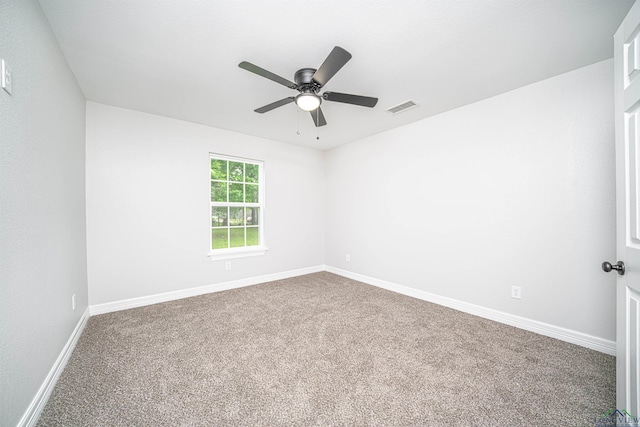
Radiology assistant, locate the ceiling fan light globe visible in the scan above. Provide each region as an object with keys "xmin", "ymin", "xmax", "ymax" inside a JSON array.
[{"xmin": 295, "ymin": 93, "xmax": 321, "ymax": 111}]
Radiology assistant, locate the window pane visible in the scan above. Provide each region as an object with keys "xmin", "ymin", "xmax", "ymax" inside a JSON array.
[
  {"xmin": 229, "ymin": 183, "xmax": 244, "ymax": 202},
  {"xmin": 212, "ymin": 228, "xmax": 228, "ymax": 250},
  {"xmin": 211, "ymin": 182, "xmax": 227, "ymax": 202},
  {"xmin": 229, "ymin": 161, "xmax": 244, "ymax": 182},
  {"xmin": 246, "ymin": 184, "xmax": 259, "ymax": 203},
  {"xmin": 230, "ymin": 228, "xmax": 245, "ymax": 248},
  {"xmin": 229, "ymin": 207, "xmax": 244, "ymax": 226},
  {"xmin": 246, "ymin": 227, "xmax": 259, "ymax": 246},
  {"xmin": 246, "ymin": 207, "xmax": 259, "ymax": 226},
  {"xmin": 246, "ymin": 164, "xmax": 259, "ymax": 183},
  {"xmin": 211, "ymin": 159, "xmax": 228, "ymax": 180},
  {"xmin": 212, "ymin": 206, "xmax": 228, "ymax": 227}
]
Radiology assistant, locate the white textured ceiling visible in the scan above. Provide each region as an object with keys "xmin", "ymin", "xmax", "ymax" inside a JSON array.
[{"xmin": 39, "ymin": 0, "xmax": 634, "ymax": 150}]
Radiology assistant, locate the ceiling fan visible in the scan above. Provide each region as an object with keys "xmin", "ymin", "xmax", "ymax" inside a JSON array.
[{"xmin": 238, "ymin": 46, "xmax": 378, "ymax": 127}]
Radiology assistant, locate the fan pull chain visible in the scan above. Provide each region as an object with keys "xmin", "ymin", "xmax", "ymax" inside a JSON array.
[{"xmin": 314, "ymin": 109, "xmax": 320, "ymax": 139}]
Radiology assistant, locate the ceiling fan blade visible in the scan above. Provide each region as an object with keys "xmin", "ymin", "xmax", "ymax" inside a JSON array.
[
  {"xmin": 312, "ymin": 46, "xmax": 352, "ymax": 88},
  {"xmin": 310, "ymin": 107, "xmax": 327, "ymax": 127},
  {"xmin": 323, "ymin": 92, "xmax": 378, "ymax": 108},
  {"xmin": 239, "ymin": 61, "xmax": 298, "ymax": 89},
  {"xmin": 254, "ymin": 97, "xmax": 295, "ymax": 113}
]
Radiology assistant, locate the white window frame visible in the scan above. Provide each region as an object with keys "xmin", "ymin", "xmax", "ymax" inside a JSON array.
[{"xmin": 208, "ymin": 153, "xmax": 267, "ymax": 260}]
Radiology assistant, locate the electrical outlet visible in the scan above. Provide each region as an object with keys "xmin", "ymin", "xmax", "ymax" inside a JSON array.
[
  {"xmin": 225, "ymin": 261, "xmax": 231, "ymax": 271},
  {"xmin": 346, "ymin": 254, "xmax": 351, "ymax": 262},
  {"xmin": 2, "ymin": 60, "xmax": 12, "ymax": 95},
  {"xmin": 71, "ymin": 294, "xmax": 76, "ymax": 310},
  {"xmin": 511, "ymin": 286, "xmax": 522, "ymax": 299}
]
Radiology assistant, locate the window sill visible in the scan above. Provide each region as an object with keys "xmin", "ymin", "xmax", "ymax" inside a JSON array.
[{"xmin": 207, "ymin": 246, "xmax": 268, "ymax": 261}]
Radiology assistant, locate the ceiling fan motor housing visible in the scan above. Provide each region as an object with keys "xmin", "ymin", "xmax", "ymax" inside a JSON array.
[{"xmin": 295, "ymin": 68, "xmax": 320, "ymax": 93}]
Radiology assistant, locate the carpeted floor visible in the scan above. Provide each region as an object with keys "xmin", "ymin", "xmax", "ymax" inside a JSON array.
[{"xmin": 37, "ymin": 272, "xmax": 615, "ymax": 426}]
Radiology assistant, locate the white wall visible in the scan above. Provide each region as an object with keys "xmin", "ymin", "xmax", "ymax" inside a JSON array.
[
  {"xmin": 0, "ymin": 1, "xmax": 88, "ymax": 425},
  {"xmin": 325, "ymin": 59, "xmax": 617, "ymax": 342},
  {"xmin": 86, "ymin": 102, "xmax": 325, "ymax": 306}
]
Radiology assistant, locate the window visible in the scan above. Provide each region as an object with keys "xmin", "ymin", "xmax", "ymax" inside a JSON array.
[{"xmin": 209, "ymin": 154, "xmax": 265, "ymax": 258}]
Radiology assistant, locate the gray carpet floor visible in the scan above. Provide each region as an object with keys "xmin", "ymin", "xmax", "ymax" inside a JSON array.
[{"xmin": 37, "ymin": 272, "xmax": 615, "ymax": 426}]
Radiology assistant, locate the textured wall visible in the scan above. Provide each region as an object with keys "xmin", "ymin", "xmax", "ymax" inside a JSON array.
[
  {"xmin": 324, "ymin": 60, "xmax": 617, "ymax": 342},
  {"xmin": 0, "ymin": 1, "xmax": 88, "ymax": 425},
  {"xmin": 85, "ymin": 102, "xmax": 325, "ymax": 305}
]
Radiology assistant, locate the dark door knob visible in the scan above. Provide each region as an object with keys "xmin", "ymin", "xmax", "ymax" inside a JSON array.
[{"xmin": 602, "ymin": 261, "xmax": 625, "ymax": 275}]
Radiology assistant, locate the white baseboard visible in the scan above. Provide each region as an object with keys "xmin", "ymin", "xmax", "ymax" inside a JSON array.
[
  {"xmin": 18, "ymin": 308, "xmax": 90, "ymax": 427},
  {"xmin": 325, "ymin": 266, "xmax": 616, "ymax": 356},
  {"xmin": 89, "ymin": 265, "xmax": 325, "ymax": 315},
  {"xmin": 90, "ymin": 264, "xmax": 616, "ymax": 355}
]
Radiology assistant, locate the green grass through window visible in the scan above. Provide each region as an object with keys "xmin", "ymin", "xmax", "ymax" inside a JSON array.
[{"xmin": 212, "ymin": 227, "xmax": 259, "ymax": 250}]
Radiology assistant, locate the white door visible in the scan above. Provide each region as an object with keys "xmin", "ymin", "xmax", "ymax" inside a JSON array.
[{"xmin": 614, "ymin": 1, "xmax": 640, "ymax": 415}]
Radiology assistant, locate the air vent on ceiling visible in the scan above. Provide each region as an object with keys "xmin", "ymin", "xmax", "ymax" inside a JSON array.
[{"xmin": 386, "ymin": 100, "xmax": 418, "ymax": 115}]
